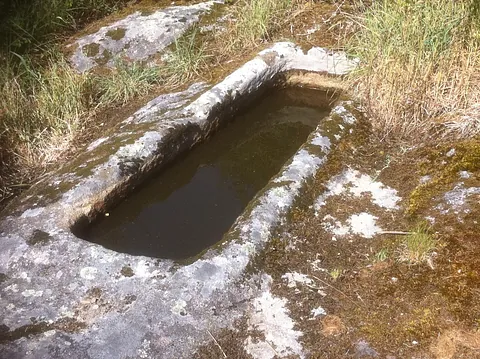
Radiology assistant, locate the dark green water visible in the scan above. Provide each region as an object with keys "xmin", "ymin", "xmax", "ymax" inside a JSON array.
[{"xmin": 76, "ymin": 87, "xmax": 333, "ymax": 259}]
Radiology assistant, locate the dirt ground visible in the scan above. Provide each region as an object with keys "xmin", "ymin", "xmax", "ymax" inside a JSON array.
[{"xmin": 195, "ymin": 113, "xmax": 480, "ymax": 358}]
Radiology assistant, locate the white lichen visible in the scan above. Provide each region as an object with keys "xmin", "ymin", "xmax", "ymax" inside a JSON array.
[
  {"xmin": 315, "ymin": 168, "xmax": 400, "ymax": 214},
  {"xmin": 281, "ymin": 272, "xmax": 312, "ymax": 288},
  {"xmin": 245, "ymin": 288, "xmax": 304, "ymax": 359}
]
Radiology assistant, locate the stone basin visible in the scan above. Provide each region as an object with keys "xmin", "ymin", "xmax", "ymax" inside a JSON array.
[{"xmin": 0, "ymin": 42, "xmax": 359, "ymax": 359}]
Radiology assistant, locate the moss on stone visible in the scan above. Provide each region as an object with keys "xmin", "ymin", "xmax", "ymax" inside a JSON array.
[
  {"xmin": 121, "ymin": 265, "xmax": 134, "ymax": 277},
  {"xmin": 106, "ymin": 27, "xmax": 126, "ymax": 41},
  {"xmin": 83, "ymin": 42, "xmax": 100, "ymax": 57},
  {"xmin": 27, "ymin": 229, "xmax": 52, "ymax": 246},
  {"xmin": 407, "ymin": 140, "xmax": 480, "ymax": 216},
  {"xmin": 95, "ymin": 48, "xmax": 113, "ymax": 65}
]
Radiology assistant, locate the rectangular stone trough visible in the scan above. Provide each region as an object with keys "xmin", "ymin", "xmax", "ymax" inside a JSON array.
[{"xmin": 0, "ymin": 42, "xmax": 359, "ymax": 359}]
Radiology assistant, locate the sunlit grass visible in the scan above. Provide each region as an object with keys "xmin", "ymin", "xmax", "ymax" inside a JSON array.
[
  {"xmin": 398, "ymin": 223, "xmax": 436, "ymax": 265},
  {"xmin": 347, "ymin": 0, "xmax": 480, "ymax": 140}
]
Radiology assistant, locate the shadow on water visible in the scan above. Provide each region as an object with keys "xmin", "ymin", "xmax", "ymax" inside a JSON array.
[{"xmin": 74, "ymin": 87, "xmax": 335, "ymax": 259}]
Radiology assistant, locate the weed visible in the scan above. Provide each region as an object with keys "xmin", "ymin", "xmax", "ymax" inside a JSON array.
[
  {"xmin": 398, "ymin": 223, "xmax": 436, "ymax": 265},
  {"xmin": 227, "ymin": 0, "xmax": 293, "ymax": 49},
  {"xmin": 0, "ymin": 0, "xmax": 129, "ymax": 52},
  {"xmin": 0, "ymin": 54, "xmax": 92, "ymax": 166},
  {"xmin": 374, "ymin": 248, "xmax": 389, "ymax": 262},
  {"xmin": 329, "ymin": 268, "xmax": 342, "ymax": 281},
  {"xmin": 164, "ymin": 27, "xmax": 210, "ymax": 85}
]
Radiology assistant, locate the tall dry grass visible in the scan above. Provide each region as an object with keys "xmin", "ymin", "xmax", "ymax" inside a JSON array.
[{"xmin": 348, "ymin": 0, "xmax": 480, "ymax": 140}]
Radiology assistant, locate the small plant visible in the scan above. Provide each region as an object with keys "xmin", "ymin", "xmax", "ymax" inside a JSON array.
[
  {"xmin": 374, "ymin": 248, "xmax": 389, "ymax": 262},
  {"xmin": 329, "ymin": 268, "xmax": 342, "ymax": 281},
  {"xmin": 398, "ymin": 223, "xmax": 436, "ymax": 265}
]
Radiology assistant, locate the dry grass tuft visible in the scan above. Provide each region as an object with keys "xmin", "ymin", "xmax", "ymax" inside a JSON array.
[{"xmin": 348, "ymin": 0, "xmax": 480, "ymax": 140}]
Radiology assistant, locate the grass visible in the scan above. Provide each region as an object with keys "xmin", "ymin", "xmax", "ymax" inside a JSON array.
[
  {"xmin": 1, "ymin": 54, "xmax": 92, "ymax": 166},
  {"xmin": 347, "ymin": 0, "xmax": 480, "ymax": 140},
  {"xmin": 163, "ymin": 27, "xmax": 211, "ymax": 85},
  {"xmin": 0, "ymin": 0, "xmax": 129, "ymax": 52},
  {"xmin": 0, "ymin": 53, "xmax": 165, "ymax": 199},
  {"xmin": 226, "ymin": 0, "xmax": 293, "ymax": 50},
  {"xmin": 0, "ymin": 0, "xmax": 297, "ymax": 204},
  {"xmin": 329, "ymin": 268, "xmax": 342, "ymax": 281},
  {"xmin": 374, "ymin": 248, "xmax": 389, "ymax": 262},
  {"xmin": 97, "ymin": 60, "xmax": 163, "ymax": 105},
  {"xmin": 398, "ymin": 223, "xmax": 436, "ymax": 265}
]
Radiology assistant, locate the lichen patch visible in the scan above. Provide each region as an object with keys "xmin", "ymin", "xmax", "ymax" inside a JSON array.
[{"xmin": 244, "ymin": 279, "xmax": 304, "ymax": 359}]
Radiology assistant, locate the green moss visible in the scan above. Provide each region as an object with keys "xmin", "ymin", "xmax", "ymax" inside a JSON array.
[
  {"xmin": 83, "ymin": 42, "xmax": 100, "ymax": 57},
  {"xmin": 106, "ymin": 27, "xmax": 126, "ymax": 41},
  {"xmin": 407, "ymin": 140, "xmax": 480, "ymax": 216},
  {"xmin": 403, "ymin": 308, "xmax": 438, "ymax": 340},
  {"xmin": 95, "ymin": 48, "xmax": 113, "ymax": 65},
  {"xmin": 120, "ymin": 265, "xmax": 134, "ymax": 277},
  {"xmin": 0, "ymin": 273, "xmax": 8, "ymax": 283},
  {"xmin": 27, "ymin": 229, "xmax": 52, "ymax": 246}
]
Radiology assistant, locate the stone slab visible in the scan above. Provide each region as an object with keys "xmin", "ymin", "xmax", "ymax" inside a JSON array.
[{"xmin": 70, "ymin": 1, "xmax": 223, "ymax": 72}]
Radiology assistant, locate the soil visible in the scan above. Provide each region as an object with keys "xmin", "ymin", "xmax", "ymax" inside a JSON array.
[{"xmin": 194, "ymin": 115, "xmax": 480, "ymax": 358}]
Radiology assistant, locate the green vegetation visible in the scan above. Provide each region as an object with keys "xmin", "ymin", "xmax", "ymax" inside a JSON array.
[
  {"xmin": 164, "ymin": 27, "xmax": 210, "ymax": 85},
  {"xmin": 0, "ymin": 0, "xmax": 297, "ymax": 204},
  {"xmin": 0, "ymin": 54, "xmax": 93, "ymax": 168},
  {"xmin": 329, "ymin": 268, "xmax": 342, "ymax": 281},
  {"xmin": 97, "ymin": 61, "xmax": 163, "ymax": 105},
  {"xmin": 374, "ymin": 248, "xmax": 389, "ymax": 262},
  {"xmin": 0, "ymin": 0, "xmax": 129, "ymax": 52},
  {"xmin": 228, "ymin": 0, "xmax": 293, "ymax": 49},
  {"xmin": 398, "ymin": 223, "xmax": 436, "ymax": 265},
  {"xmin": 348, "ymin": 0, "xmax": 480, "ymax": 139}
]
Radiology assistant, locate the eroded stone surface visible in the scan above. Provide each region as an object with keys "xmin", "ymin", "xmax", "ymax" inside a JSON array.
[
  {"xmin": 0, "ymin": 43, "xmax": 358, "ymax": 358},
  {"xmin": 70, "ymin": 1, "xmax": 223, "ymax": 72}
]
